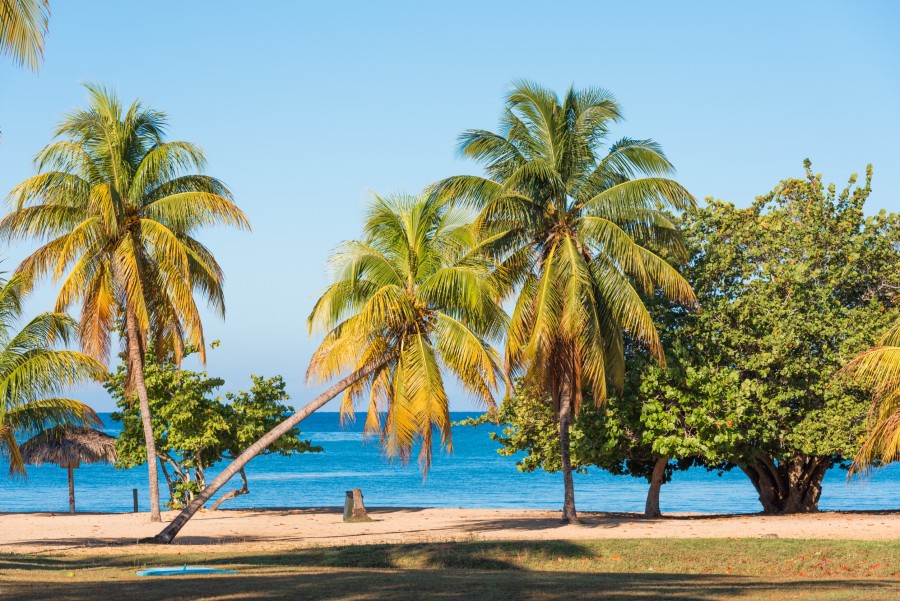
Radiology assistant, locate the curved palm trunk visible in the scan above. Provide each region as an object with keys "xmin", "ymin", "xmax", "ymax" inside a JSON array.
[
  {"xmin": 125, "ymin": 304, "xmax": 162, "ymax": 522},
  {"xmin": 149, "ymin": 352, "xmax": 394, "ymax": 544}
]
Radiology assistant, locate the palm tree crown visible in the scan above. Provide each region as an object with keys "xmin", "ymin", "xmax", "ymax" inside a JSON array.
[
  {"xmin": 2, "ymin": 83, "xmax": 250, "ymax": 364},
  {"xmin": 0, "ymin": 273, "xmax": 105, "ymax": 475},
  {"xmin": 307, "ymin": 193, "xmax": 505, "ymax": 469},
  {"xmin": 434, "ymin": 81, "xmax": 696, "ymax": 408}
]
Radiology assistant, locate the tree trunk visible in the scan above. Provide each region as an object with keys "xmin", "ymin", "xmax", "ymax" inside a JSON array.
[
  {"xmin": 148, "ymin": 351, "xmax": 395, "ymax": 544},
  {"xmin": 741, "ymin": 454, "xmax": 830, "ymax": 514},
  {"xmin": 209, "ymin": 468, "xmax": 250, "ymax": 511},
  {"xmin": 343, "ymin": 488, "xmax": 371, "ymax": 522},
  {"xmin": 558, "ymin": 379, "xmax": 579, "ymax": 525},
  {"xmin": 644, "ymin": 456, "xmax": 668, "ymax": 518},
  {"xmin": 125, "ymin": 304, "xmax": 162, "ymax": 522},
  {"xmin": 67, "ymin": 465, "xmax": 75, "ymax": 514}
]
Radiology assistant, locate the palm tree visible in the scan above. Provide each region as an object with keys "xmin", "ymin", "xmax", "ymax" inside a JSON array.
[
  {"xmin": 0, "ymin": 272, "xmax": 106, "ymax": 474},
  {"xmin": 0, "ymin": 0, "xmax": 49, "ymax": 72},
  {"xmin": 842, "ymin": 322, "xmax": 900, "ymax": 472},
  {"xmin": 150, "ymin": 193, "xmax": 505, "ymax": 543},
  {"xmin": 431, "ymin": 81, "xmax": 696, "ymax": 523},
  {"xmin": 1, "ymin": 83, "xmax": 249, "ymax": 521}
]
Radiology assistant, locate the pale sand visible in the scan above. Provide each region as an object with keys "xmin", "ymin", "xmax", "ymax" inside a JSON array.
[{"xmin": 1, "ymin": 508, "xmax": 898, "ymax": 554}]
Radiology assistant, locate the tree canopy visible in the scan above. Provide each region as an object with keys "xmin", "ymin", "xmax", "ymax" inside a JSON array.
[
  {"xmin": 109, "ymin": 345, "xmax": 319, "ymax": 509},
  {"xmin": 678, "ymin": 161, "xmax": 900, "ymax": 512}
]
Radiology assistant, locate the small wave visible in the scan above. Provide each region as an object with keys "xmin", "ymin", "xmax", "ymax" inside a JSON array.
[
  {"xmin": 247, "ymin": 471, "xmax": 392, "ymax": 482},
  {"xmin": 307, "ymin": 432, "xmax": 366, "ymax": 442}
]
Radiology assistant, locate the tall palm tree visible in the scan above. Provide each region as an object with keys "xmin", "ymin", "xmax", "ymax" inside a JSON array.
[
  {"xmin": 0, "ymin": 272, "xmax": 106, "ymax": 474},
  {"xmin": 432, "ymin": 81, "xmax": 697, "ymax": 523},
  {"xmin": 842, "ymin": 322, "xmax": 900, "ymax": 471},
  {"xmin": 0, "ymin": 0, "xmax": 49, "ymax": 72},
  {"xmin": 1, "ymin": 83, "xmax": 249, "ymax": 521},
  {"xmin": 150, "ymin": 193, "xmax": 505, "ymax": 543}
]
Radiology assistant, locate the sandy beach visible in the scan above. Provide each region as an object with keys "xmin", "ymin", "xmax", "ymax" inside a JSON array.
[{"xmin": 2, "ymin": 507, "xmax": 897, "ymax": 554}]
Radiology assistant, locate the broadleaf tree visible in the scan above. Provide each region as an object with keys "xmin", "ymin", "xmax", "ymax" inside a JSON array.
[
  {"xmin": 680, "ymin": 162, "xmax": 900, "ymax": 512},
  {"xmin": 108, "ymin": 345, "xmax": 319, "ymax": 509}
]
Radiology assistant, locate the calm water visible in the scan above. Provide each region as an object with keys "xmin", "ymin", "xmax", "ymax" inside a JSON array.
[{"xmin": 2, "ymin": 412, "xmax": 898, "ymax": 514}]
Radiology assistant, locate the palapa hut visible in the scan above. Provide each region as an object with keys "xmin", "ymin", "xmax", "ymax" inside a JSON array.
[{"xmin": 19, "ymin": 426, "xmax": 117, "ymax": 513}]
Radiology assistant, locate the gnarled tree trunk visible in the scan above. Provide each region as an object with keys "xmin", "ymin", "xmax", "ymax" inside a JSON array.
[
  {"xmin": 741, "ymin": 454, "xmax": 830, "ymax": 514},
  {"xmin": 149, "ymin": 352, "xmax": 394, "ymax": 543},
  {"xmin": 644, "ymin": 456, "xmax": 668, "ymax": 518},
  {"xmin": 125, "ymin": 304, "xmax": 162, "ymax": 522}
]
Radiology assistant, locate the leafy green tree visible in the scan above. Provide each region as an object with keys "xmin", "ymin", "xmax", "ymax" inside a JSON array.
[
  {"xmin": 680, "ymin": 161, "xmax": 900, "ymax": 513},
  {"xmin": 472, "ymin": 351, "xmax": 752, "ymax": 517},
  {"xmin": 0, "ymin": 273, "xmax": 105, "ymax": 474},
  {"xmin": 0, "ymin": 0, "xmax": 49, "ymax": 72},
  {"xmin": 2, "ymin": 84, "xmax": 250, "ymax": 521},
  {"xmin": 432, "ymin": 81, "xmax": 696, "ymax": 522},
  {"xmin": 108, "ymin": 346, "xmax": 319, "ymax": 509},
  {"xmin": 151, "ymin": 193, "xmax": 504, "ymax": 543}
]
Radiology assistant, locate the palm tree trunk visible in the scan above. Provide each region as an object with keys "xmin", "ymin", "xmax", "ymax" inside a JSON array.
[
  {"xmin": 67, "ymin": 465, "xmax": 75, "ymax": 514},
  {"xmin": 148, "ymin": 351, "xmax": 395, "ymax": 544},
  {"xmin": 125, "ymin": 304, "xmax": 162, "ymax": 522},
  {"xmin": 558, "ymin": 373, "xmax": 579, "ymax": 525}
]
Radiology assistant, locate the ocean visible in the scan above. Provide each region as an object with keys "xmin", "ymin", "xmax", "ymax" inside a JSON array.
[{"xmin": 1, "ymin": 412, "xmax": 898, "ymax": 514}]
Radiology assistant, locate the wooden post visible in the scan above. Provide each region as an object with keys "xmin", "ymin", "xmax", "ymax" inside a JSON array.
[
  {"xmin": 133, "ymin": 488, "xmax": 139, "ymax": 513},
  {"xmin": 343, "ymin": 488, "xmax": 371, "ymax": 522},
  {"xmin": 67, "ymin": 464, "xmax": 76, "ymax": 514}
]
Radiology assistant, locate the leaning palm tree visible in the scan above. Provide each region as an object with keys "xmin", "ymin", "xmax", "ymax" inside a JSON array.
[
  {"xmin": 150, "ymin": 192, "xmax": 505, "ymax": 543},
  {"xmin": 0, "ymin": 273, "xmax": 106, "ymax": 474},
  {"xmin": 431, "ymin": 81, "xmax": 696, "ymax": 523},
  {"xmin": 0, "ymin": 0, "xmax": 50, "ymax": 72},
  {"xmin": 841, "ymin": 322, "xmax": 900, "ymax": 472},
  {"xmin": 1, "ymin": 83, "xmax": 249, "ymax": 521}
]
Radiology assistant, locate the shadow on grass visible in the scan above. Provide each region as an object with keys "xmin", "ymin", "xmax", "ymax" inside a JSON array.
[{"xmin": 2, "ymin": 569, "xmax": 897, "ymax": 601}]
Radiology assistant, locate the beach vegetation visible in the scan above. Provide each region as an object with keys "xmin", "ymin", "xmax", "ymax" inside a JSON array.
[
  {"xmin": 841, "ymin": 319, "xmax": 900, "ymax": 472},
  {"xmin": 677, "ymin": 162, "xmax": 900, "ymax": 512},
  {"xmin": 0, "ymin": 0, "xmax": 49, "ymax": 72},
  {"xmin": 0, "ymin": 273, "xmax": 105, "ymax": 475},
  {"xmin": 150, "ymin": 192, "xmax": 504, "ymax": 542},
  {"xmin": 431, "ymin": 81, "xmax": 697, "ymax": 522},
  {"xmin": 107, "ymin": 344, "xmax": 319, "ymax": 509},
  {"xmin": 1, "ymin": 84, "xmax": 250, "ymax": 520}
]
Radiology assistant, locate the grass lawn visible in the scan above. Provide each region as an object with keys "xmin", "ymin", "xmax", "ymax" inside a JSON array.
[{"xmin": 1, "ymin": 538, "xmax": 898, "ymax": 600}]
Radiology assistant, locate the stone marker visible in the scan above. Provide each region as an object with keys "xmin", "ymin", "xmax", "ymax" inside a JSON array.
[{"xmin": 343, "ymin": 488, "xmax": 372, "ymax": 522}]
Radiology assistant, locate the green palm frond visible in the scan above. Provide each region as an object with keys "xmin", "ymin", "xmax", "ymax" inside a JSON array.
[
  {"xmin": 0, "ymin": 276, "xmax": 103, "ymax": 475},
  {"xmin": 0, "ymin": 0, "xmax": 49, "ymax": 72},
  {"xmin": 842, "ymin": 338, "xmax": 900, "ymax": 471}
]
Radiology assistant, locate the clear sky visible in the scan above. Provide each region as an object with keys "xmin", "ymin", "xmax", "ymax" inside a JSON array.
[{"xmin": 1, "ymin": 1, "xmax": 898, "ymax": 411}]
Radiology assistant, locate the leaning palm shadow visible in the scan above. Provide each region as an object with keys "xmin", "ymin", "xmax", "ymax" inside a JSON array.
[{"xmin": 3, "ymin": 568, "xmax": 896, "ymax": 601}]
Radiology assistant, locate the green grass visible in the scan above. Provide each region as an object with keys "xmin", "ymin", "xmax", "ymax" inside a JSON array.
[{"xmin": 1, "ymin": 539, "xmax": 898, "ymax": 600}]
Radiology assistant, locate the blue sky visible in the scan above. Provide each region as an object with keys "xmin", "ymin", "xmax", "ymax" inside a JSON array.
[{"xmin": 1, "ymin": 1, "xmax": 898, "ymax": 411}]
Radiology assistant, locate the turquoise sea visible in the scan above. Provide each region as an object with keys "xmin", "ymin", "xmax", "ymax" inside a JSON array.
[{"xmin": 2, "ymin": 412, "xmax": 898, "ymax": 514}]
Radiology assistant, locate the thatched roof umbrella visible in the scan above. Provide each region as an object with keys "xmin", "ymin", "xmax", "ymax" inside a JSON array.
[{"xmin": 19, "ymin": 426, "xmax": 117, "ymax": 513}]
